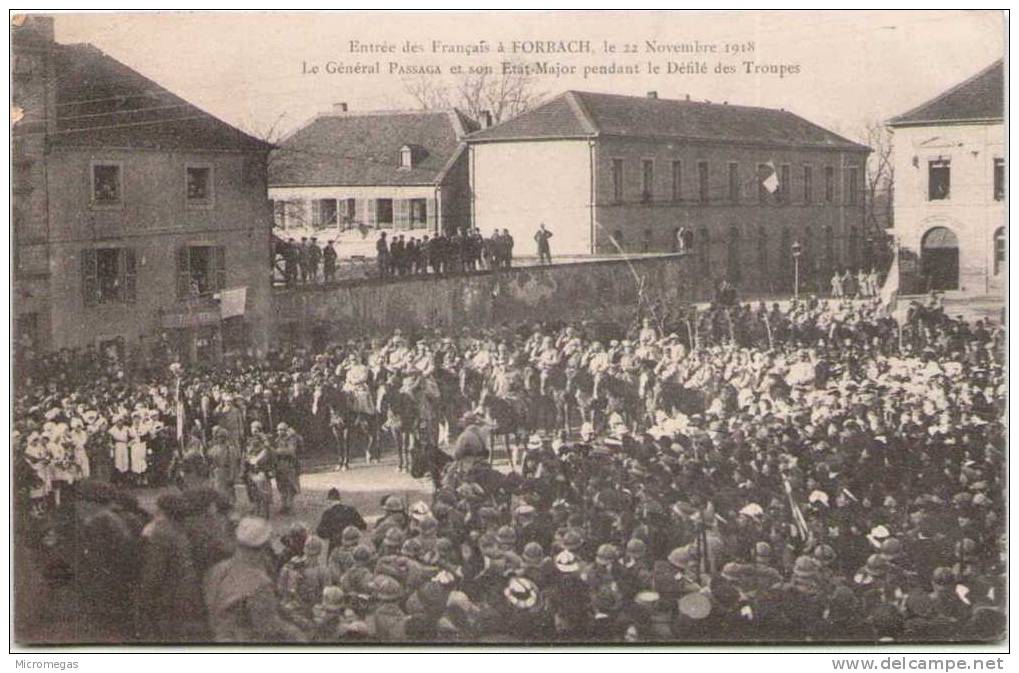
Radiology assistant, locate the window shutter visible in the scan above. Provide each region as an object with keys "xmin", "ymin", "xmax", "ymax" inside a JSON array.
[
  {"xmin": 395, "ymin": 199, "xmax": 410, "ymax": 230},
  {"xmin": 426, "ymin": 198, "xmax": 437, "ymax": 231},
  {"xmin": 122, "ymin": 248, "xmax": 137, "ymax": 302},
  {"xmin": 367, "ymin": 199, "xmax": 377, "ymax": 228},
  {"xmin": 176, "ymin": 247, "xmax": 190, "ymax": 300},
  {"xmin": 346, "ymin": 198, "xmax": 356, "ymax": 226},
  {"xmin": 81, "ymin": 249, "xmax": 98, "ymax": 307},
  {"xmin": 215, "ymin": 246, "xmax": 227, "ymax": 291}
]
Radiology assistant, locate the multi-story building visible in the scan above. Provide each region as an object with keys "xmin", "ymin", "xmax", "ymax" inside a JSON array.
[
  {"xmin": 467, "ymin": 90, "xmax": 870, "ymax": 293},
  {"xmin": 12, "ymin": 17, "xmax": 274, "ymax": 366},
  {"xmin": 268, "ymin": 106, "xmax": 478, "ymax": 239},
  {"xmin": 888, "ymin": 60, "xmax": 1005, "ymax": 294}
]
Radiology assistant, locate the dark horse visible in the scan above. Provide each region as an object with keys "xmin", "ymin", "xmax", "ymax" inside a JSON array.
[
  {"xmin": 478, "ymin": 387, "xmax": 530, "ymax": 470},
  {"xmin": 522, "ymin": 364, "xmax": 571, "ymax": 435},
  {"xmin": 329, "ymin": 384, "xmax": 380, "ymax": 470}
]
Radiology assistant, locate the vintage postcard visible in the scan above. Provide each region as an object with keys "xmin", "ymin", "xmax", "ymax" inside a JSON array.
[{"xmin": 10, "ymin": 10, "xmax": 1006, "ymax": 653}]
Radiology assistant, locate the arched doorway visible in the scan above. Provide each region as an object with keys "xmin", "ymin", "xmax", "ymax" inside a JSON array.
[{"xmin": 921, "ymin": 226, "xmax": 959, "ymax": 290}]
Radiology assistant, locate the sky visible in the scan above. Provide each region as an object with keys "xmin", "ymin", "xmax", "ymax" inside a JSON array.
[{"xmin": 52, "ymin": 10, "xmax": 1005, "ymax": 143}]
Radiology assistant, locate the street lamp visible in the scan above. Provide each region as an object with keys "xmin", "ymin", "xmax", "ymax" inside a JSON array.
[{"xmin": 792, "ymin": 240, "xmax": 802, "ymax": 299}]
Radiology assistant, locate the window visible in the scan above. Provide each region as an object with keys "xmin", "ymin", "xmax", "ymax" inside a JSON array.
[
  {"xmin": 825, "ymin": 166, "xmax": 835, "ymax": 203},
  {"xmin": 186, "ymin": 166, "xmax": 212, "ymax": 203},
  {"xmin": 994, "ymin": 227, "xmax": 1006, "ymax": 275},
  {"xmin": 343, "ymin": 198, "xmax": 357, "ymax": 225},
  {"xmin": 376, "ymin": 199, "xmax": 394, "ymax": 226},
  {"xmin": 849, "ymin": 227, "xmax": 859, "ymax": 269},
  {"xmin": 177, "ymin": 245, "xmax": 226, "ymax": 299},
  {"xmin": 612, "ymin": 159, "xmax": 624, "ymax": 203},
  {"xmin": 641, "ymin": 159, "xmax": 654, "ymax": 202},
  {"xmin": 677, "ymin": 227, "xmax": 694, "ymax": 252},
  {"xmin": 400, "ymin": 145, "xmax": 413, "ymax": 169},
  {"xmin": 314, "ymin": 199, "xmax": 337, "ymax": 227},
  {"xmin": 728, "ymin": 162, "xmax": 739, "ymax": 202},
  {"xmin": 409, "ymin": 198, "xmax": 428, "ymax": 228},
  {"xmin": 671, "ymin": 160, "xmax": 682, "ymax": 201},
  {"xmin": 803, "ymin": 165, "xmax": 813, "ymax": 203},
  {"xmin": 778, "ymin": 164, "xmax": 790, "ymax": 204},
  {"xmin": 81, "ymin": 247, "xmax": 136, "ymax": 306},
  {"xmin": 91, "ymin": 163, "xmax": 122, "ymax": 205},
  {"xmin": 994, "ymin": 159, "xmax": 1004, "ymax": 201},
  {"xmin": 928, "ymin": 160, "xmax": 950, "ymax": 201},
  {"xmin": 643, "ymin": 228, "xmax": 652, "ymax": 252},
  {"xmin": 847, "ymin": 166, "xmax": 860, "ymax": 205},
  {"xmin": 698, "ymin": 161, "xmax": 709, "ymax": 202}
]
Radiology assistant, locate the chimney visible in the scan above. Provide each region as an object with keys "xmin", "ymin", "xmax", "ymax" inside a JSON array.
[
  {"xmin": 480, "ymin": 110, "xmax": 493, "ymax": 128},
  {"xmin": 685, "ymin": 94, "xmax": 690, "ymax": 101},
  {"xmin": 333, "ymin": 102, "xmax": 348, "ymax": 112},
  {"xmin": 646, "ymin": 91, "xmax": 658, "ymax": 99}
]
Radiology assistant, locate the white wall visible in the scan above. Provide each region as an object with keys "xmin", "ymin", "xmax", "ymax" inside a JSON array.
[
  {"xmin": 891, "ymin": 122, "xmax": 1005, "ymax": 292},
  {"xmin": 470, "ymin": 140, "xmax": 593, "ymax": 256}
]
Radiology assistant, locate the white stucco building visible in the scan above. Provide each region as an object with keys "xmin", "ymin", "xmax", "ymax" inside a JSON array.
[{"xmin": 888, "ymin": 60, "xmax": 1005, "ymax": 294}]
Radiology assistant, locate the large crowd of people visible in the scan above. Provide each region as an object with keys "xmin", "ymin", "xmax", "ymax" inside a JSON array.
[{"xmin": 13, "ymin": 292, "xmax": 1006, "ymax": 644}]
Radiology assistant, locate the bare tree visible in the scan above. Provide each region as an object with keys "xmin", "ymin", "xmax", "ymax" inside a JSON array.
[
  {"xmin": 403, "ymin": 64, "xmax": 544, "ymax": 123},
  {"xmin": 859, "ymin": 120, "xmax": 895, "ymax": 233}
]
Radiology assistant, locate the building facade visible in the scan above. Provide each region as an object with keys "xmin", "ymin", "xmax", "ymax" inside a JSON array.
[
  {"xmin": 268, "ymin": 107, "xmax": 478, "ymax": 239},
  {"xmin": 468, "ymin": 91, "xmax": 870, "ymax": 294},
  {"xmin": 13, "ymin": 19, "xmax": 274, "ymax": 367},
  {"xmin": 888, "ymin": 60, "xmax": 1005, "ymax": 294}
]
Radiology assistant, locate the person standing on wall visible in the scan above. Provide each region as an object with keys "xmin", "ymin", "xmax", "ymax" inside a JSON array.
[
  {"xmin": 534, "ymin": 224, "xmax": 553, "ymax": 265},
  {"xmin": 376, "ymin": 232, "xmax": 390, "ymax": 278}
]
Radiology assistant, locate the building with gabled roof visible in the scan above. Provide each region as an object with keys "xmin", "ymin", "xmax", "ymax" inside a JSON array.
[
  {"xmin": 268, "ymin": 106, "xmax": 478, "ymax": 238},
  {"xmin": 13, "ymin": 16, "xmax": 275, "ymax": 367},
  {"xmin": 467, "ymin": 90, "xmax": 869, "ymax": 295},
  {"xmin": 888, "ymin": 60, "xmax": 1005, "ymax": 294}
]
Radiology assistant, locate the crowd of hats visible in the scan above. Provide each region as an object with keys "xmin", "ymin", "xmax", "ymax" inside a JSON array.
[{"xmin": 13, "ymin": 294, "xmax": 1006, "ymax": 643}]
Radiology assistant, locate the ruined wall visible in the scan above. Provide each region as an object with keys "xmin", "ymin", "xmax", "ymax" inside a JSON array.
[{"xmin": 271, "ymin": 254, "xmax": 704, "ymax": 345}]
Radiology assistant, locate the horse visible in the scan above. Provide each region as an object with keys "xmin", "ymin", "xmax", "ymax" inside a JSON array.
[
  {"xmin": 522, "ymin": 363, "xmax": 571, "ymax": 435},
  {"xmin": 598, "ymin": 371, "xmax": 643, "ymax": 432},
  {"xmin": 433, "ymin": 366, "xmax": 468, "ymax": 447},
  {"xmin": 478, "ymin": 387, "xmax": 530, "ymax": 471},
  {"xmin": 330, "ymin": 384, "xmax": 380, "ymax": 469},
  {"xmin": 376, "ymin": 372, "xmax": 419, "ymax": 472},
  {"xmin": 408, "ymin": 440, "xmax": 453, "ymax": 490},
  {"xmin": 565, "ymin": 365, "xmax": 598, "ymax": 429}
]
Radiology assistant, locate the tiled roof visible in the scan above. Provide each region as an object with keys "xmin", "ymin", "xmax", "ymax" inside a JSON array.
[
  {"xmin": 269, "ymin": 110, "xmax": 477, "ymax": 187},
  {"xmin": 469, "ymin": 90, "xmax": 867, "ymax": 151},
  {"xmin": 889, "ymin": 60, "xmax": 1004, "ymax": 126},
  {"xmin": 51, "ymin": 44, "xmax": 272, "ymax": 152}
]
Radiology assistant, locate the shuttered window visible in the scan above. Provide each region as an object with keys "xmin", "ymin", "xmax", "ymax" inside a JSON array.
[
  {"xmin": 395, "ymin": 198, "xmax": 410, "ymax": 230},
  {"xmin": 177, "ymin": 245, "xmax": 227, "ymax": 299},
  {"xmin": 82, "ymin": 248, "xmax": 137, "ymax": 305}
]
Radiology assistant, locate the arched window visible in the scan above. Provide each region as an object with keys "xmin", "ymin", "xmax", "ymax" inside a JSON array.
[
  {"xmin": 849, "ymin": 227, "xmax": 859, "ymax": 270},
  {"xmin": 757, "ymin": 225, "xmax": 768, "ymax": 275},
  {"xmin": 994, "ymin": 227, "xmax": 1006, "ymax": 275}
]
